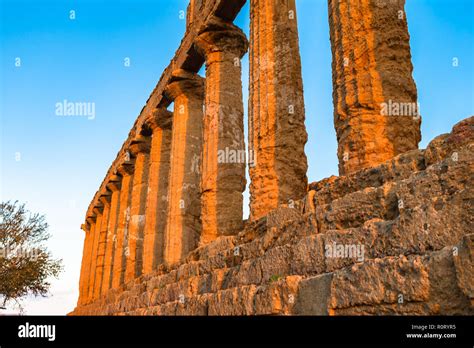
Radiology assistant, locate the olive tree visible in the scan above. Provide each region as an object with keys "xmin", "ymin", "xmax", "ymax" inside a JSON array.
[{"xmin": 0, "ymin": 201, "xmax": 62, "ymax": 311}]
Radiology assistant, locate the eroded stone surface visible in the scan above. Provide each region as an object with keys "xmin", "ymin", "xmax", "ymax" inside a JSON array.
[
  {"xmin": 196, "ymin": 17, "xmax": 248, "ymax": 242},
  {"xmin": 248, "ymin": 0, "xmax": 308, "ymax": 220},
  {"xmin": 163, "ymin": 70, "xmax": 204, "ymax": 266},
  {"xmin": 328, "ymin": 0, "xmax": 421, "ymax": 175},
  {"xmin": 125, "ymin": 138, "xmax": 151, "ymax": 282},
  {"xmin": 142, "ymin": 110, "xmax": 173, "ymax": 274}
]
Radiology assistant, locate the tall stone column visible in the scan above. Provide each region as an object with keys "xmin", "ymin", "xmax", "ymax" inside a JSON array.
[
  {"xmin": 111, "ymin": 159, "xmax": 135, "ymax": 289},
  {"xmin": 78, "ymin": 222, "xmax": 92, "ymax": 305},
  {"xmin": 195, "ymin": 17, "xmax": 248, "ymax": 243},
  {"xmin": 101, "ymin": 175, "xmax": 121, "ymax": 295},
  {"xmin": 163, "ymin": 70, "xmax": 204, "ymax": 266},
  {"xmin": 328, "ymin": 0, "xmax": 421, "ymax": 175},
  {"xmin": 87, "ymin": 208, "xmax": 103, "ymax": 302},
  {"xmin": 124, "ymin": 137, "xmax": 151, "ymax": 283},
  {"xmin": 93, "ymin": 194, "xmax": 112, "ymax": 300},
  {"xmin": 142, "ymin": 109, "xmax": 173, "ymax": 274},
  {"xmin": 249, "ymin": 0, "xmax": 308, "ymax": 221},
  {"xmin": 81, "ymin": 217, "xmax": 96, "ymax": 304}
]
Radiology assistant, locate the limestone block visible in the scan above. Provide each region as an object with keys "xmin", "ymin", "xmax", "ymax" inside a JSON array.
[
  {"xmin": 329, "ymin": 256, "xmax": 429, "ymax": 309},
  {"xmin": 254, "ymin": 276, "xmax": 302, "ymax": 315}
]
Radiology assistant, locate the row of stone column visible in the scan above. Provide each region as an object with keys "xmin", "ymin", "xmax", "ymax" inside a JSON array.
[
  {"xmin": 78, "ymin": 0, "xmax": 422, "ymax": 305},
  {"xmin": 77, "ymin": 111, "xmax": 173, "ymax": 305},
  {"xmin": 77, "ymin": 18, "xmax": 249, "ymax": 305},
  {"xmin": 247, "ymin": 0, "xmax": 421, "ymax": 221}
]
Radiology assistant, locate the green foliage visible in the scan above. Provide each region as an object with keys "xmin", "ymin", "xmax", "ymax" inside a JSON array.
[
  {"xmin": 269, "ymin": 274, "xmax": 281, "ymax": 283},
  {"xmin": 0, "ymin": 201, "xmax": 62, "ymax": 310}
]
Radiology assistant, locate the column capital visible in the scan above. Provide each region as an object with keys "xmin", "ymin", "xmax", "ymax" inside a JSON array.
[
  {"xmin": 92, "ymin": 204, "xmax": 104, "ymax": 215},
  {"xmin": 106, "ymin": 174, "xmax": 122, "ymax": 192},
  {"xmin": 129, "ymin": 135, "xmax": 151, "ymax": 156},
  {"xmin": 143, "ymin": 108, "xmax": 173, "ymax": 131},
  {"xmin": 117, "ymin": 162, "xmax": 134, "ymax": 176},
  {"xmin": 164, "ymin": 69, "xmax": 204, "ymax": 101},
  {"xmin": 116, "ymin": 152, "xmax": 135, "ymax": 176},
  {"xmin": 195, "ymin": 17, "xmax": 248, "ymax": 59},
  {"xmin": 85, "ymin": 209, "xmax": 96, "ymax": 224},
  {"xmin": 99, "ymin": 191, "xmax": 112, "ymax": 205}
]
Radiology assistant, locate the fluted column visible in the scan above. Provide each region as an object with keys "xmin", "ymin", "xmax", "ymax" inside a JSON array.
[
  {"xmin": 112, "ymin": 159, "xmax": 135, "ymax": 289},
  {"xmin": 195, "ymin": 17, "xmax": 248, "ymax": 243},
  {"xmin": 101, "ymin": 175, "xmax": 121, "ymax": 294},
  {"xmin": 124, "ymin": 137, "xmax": 151, "ymax": 283},
  {"xmin": 78, "ymin": 222, "xmax": 92, "ymax": 305},
  {"xmin": 142, "ymin": 109, "xmax": 173, "ymax": 274},
  {"xmin": 249, "ymin": 0, "xmax": 309, "ymax": 220},
  {"xmin": 328, "ymin": 0, "xmax": 421, "ymax": 175},
  {"xmin": 87, "ymin": 208, "xmax": 103, "ymax": 302},
  {"xmin": 163, "ymin": 70, "xmax": 204, "ymax": 266},
  {"xmin": 93, "ymin": 193, "xmax": 112, "ymax": 300}
]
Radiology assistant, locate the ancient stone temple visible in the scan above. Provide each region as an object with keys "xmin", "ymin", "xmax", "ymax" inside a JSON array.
[{"xmin": 71, "ymin": 0, "xmax": 473, "ymax": 316}]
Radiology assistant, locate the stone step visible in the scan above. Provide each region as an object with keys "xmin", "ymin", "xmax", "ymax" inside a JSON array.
[
  {"xmin": 98, "ymin": 145, "xmax": 473, "ymax": 307},
  {"xmin": 315, "ymin": 183, "xmax": 399, "ymax": 232},
  {"xmin": 308, "ymin": 116, "xmax": 473, "ymax": 211},
  {"xmin": 76, "ymin": 138, "xmax": 474, "ymax": 313},
  {"xmin": 74, "ymin": 230, "xmax": 473, "ymax": 316},
  {"xmin": 309, "ymin": 149, "xmax": 425, "ymax": 206},
  {"xmin": 296, "ymin": 237, "xmax": 474, "ymax": 315},
  {"xmin": 120, "ymin": 238, "xmax": 473, "ymax": 316}
]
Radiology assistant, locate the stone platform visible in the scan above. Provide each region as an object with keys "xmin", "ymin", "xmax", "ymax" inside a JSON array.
[{"xmin": 70, "ymin": 116, "xmax": 473, "ymax": 316}]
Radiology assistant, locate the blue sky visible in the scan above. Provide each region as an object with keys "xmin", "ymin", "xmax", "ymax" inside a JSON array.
[{"xmin": 0, "ymin": 0, "xmax": 473, "ymax": 314}]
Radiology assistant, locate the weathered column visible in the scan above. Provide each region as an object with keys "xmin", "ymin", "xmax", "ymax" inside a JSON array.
[
  {"xmin": 93, "ymin": 193, "xmax": 112, "ymax": 300},
  {"xmin": 101, "ymin": 175, "xmax": 121, "ymax": 295},
  {"xmin": 195, "ymin": 17, "xmax": 248, "ymax": 243},
  {"xmin": 163, "ymin": 70, "xmax": 204, "ymax": 266},
  {"xmin": 77, "ymin": 222, "xmax": 92, "ymax": 305},
  {"xmin": 83, "ymin": 216, "xmax": 97, "ymax": 304},
  {"xmin": 328, "ymin": 0, "xmax": 421, "ymax": 175},
  {"xmin": 111, "ymin": 158, "xmax": 135, "ymax": 289},
  {"xmin": 249, "ymin": 0, "xmax": 308, "ymax": 221},
  {"xmin": 87, "ymin": 208, "xmax": 103, "ymax": 302},
  {"xmin": 142, "ymin": 109, "xmax": 173, "ymax": 274},
  {"xmin": 124, "ymin": 137, "xmax": 151, "ymax": 283}
]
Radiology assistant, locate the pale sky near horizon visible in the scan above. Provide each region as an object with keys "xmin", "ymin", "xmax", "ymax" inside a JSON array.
[{"xmin": 0, "ymin": 0, "xmax": 473, "ymax": 314}]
